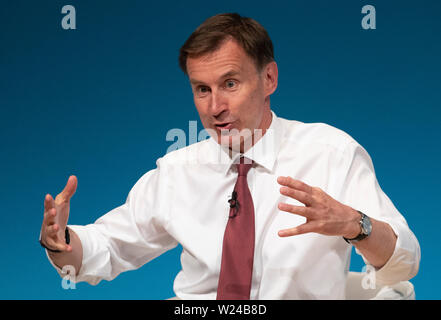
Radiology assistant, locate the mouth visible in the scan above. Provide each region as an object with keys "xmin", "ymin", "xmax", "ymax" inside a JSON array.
[{"xmin": 214, "ymin": 121, "xmax": 234, "ymax": 131}]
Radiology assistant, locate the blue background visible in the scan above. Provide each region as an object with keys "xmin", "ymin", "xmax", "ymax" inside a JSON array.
[{"xmin": 1, "ymin": 0, "xmax": 439, "ymax": 299}]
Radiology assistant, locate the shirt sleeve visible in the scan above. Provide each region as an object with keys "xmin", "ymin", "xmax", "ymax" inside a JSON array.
[
  {"xmin": 337, "ymin": 140, "xmax": 421, "ymax": 285},
  {"xmin": 47, "ymin": 158, "xmax": 178, "ymax": 285}
]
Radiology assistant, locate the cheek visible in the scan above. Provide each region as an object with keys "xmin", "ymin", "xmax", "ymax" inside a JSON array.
[
  {"xmin": 193, "ymin": 98, "xmax": 206, "ymax": 116},
  {"xmin": 194, "ymin": 100, "xmax": 211, "ymax": 125},
  {"xmin": 238, "ymin": 88, "xmax": 264, "ymax": 123}
]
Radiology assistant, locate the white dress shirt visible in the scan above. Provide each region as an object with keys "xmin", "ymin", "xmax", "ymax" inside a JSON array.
[{"xmin": 48, "ymin": 111, "xmax": 420, "ymax": 299}]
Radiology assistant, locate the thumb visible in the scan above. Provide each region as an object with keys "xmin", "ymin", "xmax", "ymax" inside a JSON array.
[{"xmin": 60, "ymin": 175, "xmax": 78, "ymax": 201}]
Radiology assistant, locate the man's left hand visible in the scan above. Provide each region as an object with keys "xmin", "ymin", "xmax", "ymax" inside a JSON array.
[{"xmin": 277, "ymin": 176, "xmax": 361, "ymax": 238}]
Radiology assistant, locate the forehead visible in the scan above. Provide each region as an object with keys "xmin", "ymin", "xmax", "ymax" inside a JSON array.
[{"xmin": 187, "ymin": 39, "xmax": 257, "ymax": 84}]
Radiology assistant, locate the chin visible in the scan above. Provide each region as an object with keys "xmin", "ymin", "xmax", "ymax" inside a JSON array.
[
  {"xmin": 219, "ymin": 131, "xmax": 254, "ymax": 153},
  {"xmin": 218, "ymin": 137, "xmax": 241, "ymax": 151}
]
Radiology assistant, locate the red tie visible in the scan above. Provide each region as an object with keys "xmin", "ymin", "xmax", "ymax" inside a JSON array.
[{"xmin": 217, "ymin": 157, "xmax": 255, "ymax": 300}]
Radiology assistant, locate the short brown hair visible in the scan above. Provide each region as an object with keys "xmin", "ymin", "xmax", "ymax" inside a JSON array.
[{"xmin": 179, "ymin": 13, "xmax": 274, "ymax": 75}]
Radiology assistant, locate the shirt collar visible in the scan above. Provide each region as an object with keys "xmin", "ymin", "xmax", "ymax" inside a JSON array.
[{"xmin": 207, "ymin": 110, "xmax": 284, "ymax": 176}]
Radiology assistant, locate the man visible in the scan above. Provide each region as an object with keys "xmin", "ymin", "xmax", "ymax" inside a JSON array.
[{"xmin": 40, "ymin": 13, "xmax": 420, "ymax": 299}]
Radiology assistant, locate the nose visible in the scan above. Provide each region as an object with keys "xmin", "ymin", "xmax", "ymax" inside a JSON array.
[{"xmin": 210, "ymin": 89, "xmax": 228, "ymax": 118}]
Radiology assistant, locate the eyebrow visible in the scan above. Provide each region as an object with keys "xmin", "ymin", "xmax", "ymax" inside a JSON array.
[{"xmin": 190, "ymin": 70, "xmax": 240, "ymax": 86}]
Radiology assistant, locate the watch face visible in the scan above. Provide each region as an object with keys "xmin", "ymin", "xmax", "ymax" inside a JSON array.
[{"xmin": 361, "ymin": 216, "xmax": 372, "ymax": 235}]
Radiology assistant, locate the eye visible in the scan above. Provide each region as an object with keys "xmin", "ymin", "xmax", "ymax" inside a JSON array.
[
  {"xmin": 196, "ymin": 86, "xmax": 210, "ymax": 96},
  {"xmin": 225, "ymin": 79, "xmax": 237, "ymax": 89}
]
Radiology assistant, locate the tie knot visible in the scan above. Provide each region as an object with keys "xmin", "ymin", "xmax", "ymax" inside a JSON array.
[{"xmin": 237, "ymin": 157, "xmax": 253, "ymax": 176}]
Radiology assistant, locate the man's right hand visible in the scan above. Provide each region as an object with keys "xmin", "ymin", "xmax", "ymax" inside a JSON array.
[{"xmin": 40, "ymin": 175, "xmax": 78, "ymax": 253}]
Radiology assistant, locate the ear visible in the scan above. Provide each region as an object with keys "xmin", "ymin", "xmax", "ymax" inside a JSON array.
[{"xmin": 262, "ymin": 61, "xmax": 278, "ymax": 97}]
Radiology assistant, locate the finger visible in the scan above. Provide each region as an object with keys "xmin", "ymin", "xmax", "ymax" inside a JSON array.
[
  {"xmin": 278, "ymin": 221, "xmax": 319, "ymax": 237},
  {"xmin": 44, "ymin": 194, "xmax": 55, "ymax": 213},
  {"xmin": 277, "ymin": 176, "xmax": 313, "ymax": 194},
  {"xmin": 279, "ymin": 186, "xmax": 313, "ymax": 206},
  {"xmin": 46, "ymin": 223, "xmax": 60, "ymax": 235},
  {"xmin": 44, "ymin": 208, "xmax": 57, "ymax": 225},
  {"xmin": 57, "ymin": 175, "xmax": 78, "ymax": 203},
  {"xmin": 45, "ymin": 237, "xmax": 72, "ymax": 253},
  {"xmin": 45, "ymin": 228, "xmax": 72, "ymax": 252},
  {"xmin": 278, "ymin": 202, "xmax": 312, "ymax": 218}
]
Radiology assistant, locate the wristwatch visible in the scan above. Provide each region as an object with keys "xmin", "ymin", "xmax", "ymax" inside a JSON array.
[{"xmin": 343, "ymin": 211, "xmax": 372, "ymax": 244}]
